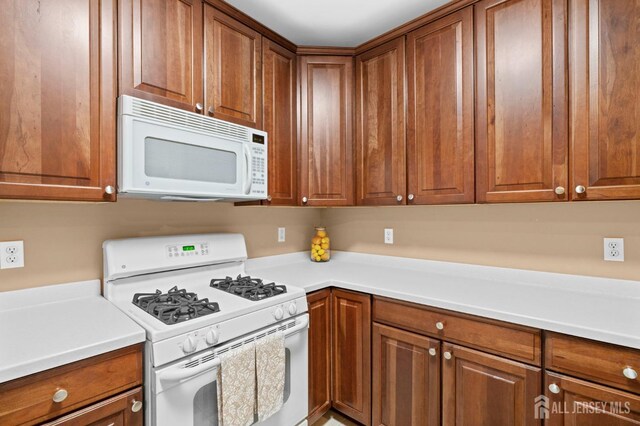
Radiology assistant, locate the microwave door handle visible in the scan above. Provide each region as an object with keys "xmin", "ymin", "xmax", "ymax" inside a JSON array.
[
  {"xmin": 159, "ymin": 196, "xmax": 222, "ymax": 202},
  {"xmin": 243, "ymin": 145, "xmax": 252, "ymax": 195},
  {"xmin": 159, "ymin": 358, "xmax": 222, "ymax": 382}
]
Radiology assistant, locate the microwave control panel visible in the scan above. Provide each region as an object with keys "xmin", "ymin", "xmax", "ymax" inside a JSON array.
[{"xmin": 249, "ymin": 137, "xmax": 267, "ymax": 197}]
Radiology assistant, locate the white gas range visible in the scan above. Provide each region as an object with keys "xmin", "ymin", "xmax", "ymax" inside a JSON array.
[{"xmin": 103, "ymin": 233, "xmax": 309, "ymax": 426}]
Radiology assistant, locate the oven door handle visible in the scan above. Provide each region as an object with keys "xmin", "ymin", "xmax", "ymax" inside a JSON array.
[{"xmin": 159, "ymin": 358, "xmax": 222, "ymax": 382}]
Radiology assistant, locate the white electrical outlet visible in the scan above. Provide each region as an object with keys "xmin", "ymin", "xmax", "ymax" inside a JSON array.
[
  {"xmin": 278, "ymin": 227, "xmax": 286, "ymax": 243},
  {"xmin": 0, "ymin": 241, "xmax": 24, "ymax": 269},
  {"xmin": 604, "ymin": 238, "xmax": 624, "ymax": 262},
  {"xmin": 384, "ymin": 228, "xmax": 394, "ymax": 244}
]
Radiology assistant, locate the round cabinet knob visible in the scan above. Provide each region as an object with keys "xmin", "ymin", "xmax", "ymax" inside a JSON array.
[
  {"xmin": 131, "ymin": 399, "xmax": 143, "ymax": 413},
  {"xmin": 428, "ymin": 348, "xmax": 437, "ymax": 357},
  {"xmin": 52, "ymin": 388, "xmax": 68, "ymax": 403},
  {"xmin": 195, "ymin": 103, "xmax": 203, "ymax": 112},
  {"xmin": 396, "ymin": 195, "xmax": 403, "ymax": 202},
  {"xmin": 623, "ymin": 367, "xmax": 638, "ymax": 380},
  {"xmin": 443, "ymin": 351, "xmax": 452, "ymax": 360},
  {"xmin": 274, "ymin": 307, "xmax": 284, "ymax": 320},
  {"xmin": 554, "ymin": 186, "xmax": 565, "ymax": 195},
  {"xmin": 104, "ymin": 185, "xmax": 115, "ymax": 195},
  {"xmin": 205, "ymin": 329, "xmax": 219, "ymax": 345},
  {"xmin": 182, "ymin": 336, "xmax": 197, "ymax": 353},
  {"xmin": 435, "ymin": 321, "xmax": 444, "ymax": 331},
  {"xmin": 408, "ymin": 194, "xmax": 415, "ymax": 201},
  {"xmin": 288, "ymin": 303, "xmax": 297, "ymax": 316},
  {"xmin": 302, "ymin": 197, "xmax": 308, "ymax": 204},
  {"xmin": 575, "ymin": 185, "xmax": 586, "ymax": 194},
  {"xmin": 207, "ymin": 106, "xmax": 215, "ymax": 115},
  {"xmin": 548, "ymin": 383, "xmax": 561, "ymax": 394},
  {"xmin": 267, "ymin": 195, "xmax": 272, "ymax": 202}
]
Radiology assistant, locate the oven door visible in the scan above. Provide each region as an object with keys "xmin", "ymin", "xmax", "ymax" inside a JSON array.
[
  {"xmin": 150, "ymin": 314, "xmax": 309, "ymax": 426},
  {"xmin": 119, "ymin": 115, "xmax": 252, "ymax": 199}
]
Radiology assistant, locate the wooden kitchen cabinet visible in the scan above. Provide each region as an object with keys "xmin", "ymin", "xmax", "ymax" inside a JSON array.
[
  {"xmin": 442, "ymin": 343, "xmax": 542, "ymax": 426},
  {"xmin": 204, "ymin": 6, "xmax": 262, "ymax": 129},
  {"xmin": 331, "ymin": 289, "xmax": 371, "ymax": 425},
  {"xmin": 406, "ymin": 7, "xmax": 475, "ymax": 205},
  {"xmin": 372, "ymin": 323, "xmax": 440, "ymax": 426},
  {"xmin": 299, "ymin": 56, "xmax": 355, "ymax": 206},
  {"xmin": 355, "ymin": 38, "xmax": 406, "ymax": 206},
  {"xmin": 119, "ymin": 0, "xmax": 204, "ymax": 112},
  {"xmin": 475, "ymin": 0, "xmax": 568, "ymax": 203},
  {"xmin": 545, "ymin": 371, "xmax": 640, "ymax": 425},
  {"xmin": 0, "ymin": 0, "xmax": 117, "ymax": 202},
  {"xmin": 307, "ymin": 289, "xmax": 332, "ymax": 424},
  {"xmin": 262, "ymin": 39, "xmax": 297, "ymax": 205},
  {"xmin": 569, "ymin": 0, "xmax": 640, "ymax": 200}
]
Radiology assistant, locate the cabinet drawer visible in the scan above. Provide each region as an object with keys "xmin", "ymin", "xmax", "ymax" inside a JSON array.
[
  {"xmin": 545, "ymin": 332, "xmax": 640, "ymax": 395},
  {"xmin": 373, "ymin": 297, "xmax": 541, "ymax": 365},
  {"xmin": 0, "ymin": 344, "xmax": 143, "ymax": 426}
]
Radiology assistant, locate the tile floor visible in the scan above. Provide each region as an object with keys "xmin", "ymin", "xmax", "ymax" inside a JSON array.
[{"xmin": 311, "ymin": 410, "xmax": 358, "ymax": 426}]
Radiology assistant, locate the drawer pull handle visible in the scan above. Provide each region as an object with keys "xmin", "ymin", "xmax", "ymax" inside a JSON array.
[
  {"xmin": 435, "ymin": 322, "xmax": 444, "ymax": 330},
  {"xmin": 52, "ymin": 389, "xmax": 68, "ymax": 403},
  {"xmin": 443, "ymin": 351, "xmax": 452, "ymax": 360},
  {"xmin": 428, "ymin": 348, "xmax": 437, "ymax": 357},
  {"xmin": 131, "ymin": 399, "xmax": 143, "ymax": 413},
  {"xmin": 548, "ymin": 384, "xmax": 561, "ymax": 394},
  {"xmin": 623, "ymin": 367, "xmax": 638, "ymax": 380}
]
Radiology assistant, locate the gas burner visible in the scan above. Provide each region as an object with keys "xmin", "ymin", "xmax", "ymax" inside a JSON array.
[
  {"xmin": 132, "ymin": 286, "xmax": 220, "ymax": 325},
  {"xmin": 210, "ymin": 275, "xmax": 287, "ymax": 301}
]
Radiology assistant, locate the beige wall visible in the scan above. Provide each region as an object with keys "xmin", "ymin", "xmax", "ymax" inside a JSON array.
[
  {"xmin": 325, "ymin": 201, "xmax": 640, "ymax": 281},
  {"xmin": 0, "ymin": 200, "xmax": 322, "ymax": 292}
]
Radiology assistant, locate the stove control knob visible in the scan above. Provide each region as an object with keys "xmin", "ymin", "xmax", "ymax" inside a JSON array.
[
  {"xmin": 182, "ymin": 336, "xmax": 197, "ymax": 353},
  {"xmin": 288, "ymin": 303, "xmax": 297, "ymax": 316},
  {"xmin": 206, "ymin": 329, "xmax": 219, "ymax": 345},
  {"xmin": 274, "ymin": 307, "xmax": 284, "ymax": 320}
]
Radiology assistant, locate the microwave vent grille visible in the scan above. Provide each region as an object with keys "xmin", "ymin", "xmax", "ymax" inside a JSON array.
[{"xmin": 130, "ymin": 98, "xmax": 249, "ymax": 142}]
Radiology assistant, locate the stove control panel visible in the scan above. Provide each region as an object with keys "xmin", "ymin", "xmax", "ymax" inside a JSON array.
[{"xmin": 167, "ymin": 242, "xmax": 209, "ymax": 258}]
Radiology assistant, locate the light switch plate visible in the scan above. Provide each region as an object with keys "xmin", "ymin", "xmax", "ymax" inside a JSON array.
[
  {"xmin": 604, "ymin": 238, "xmax": 624, "ymax": 262},
  {"xmin": 0, "ymin": 241, "xmax": 24, "ymax": 269}
]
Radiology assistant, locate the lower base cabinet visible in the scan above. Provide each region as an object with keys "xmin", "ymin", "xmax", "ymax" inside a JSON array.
[{"xmin": 308, "ymin": 289, "xmax": 332, "ymax": 424}]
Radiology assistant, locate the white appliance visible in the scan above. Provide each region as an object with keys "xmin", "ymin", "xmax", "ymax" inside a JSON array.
[
  {"xmin": 103, "ymin": 234, "xmax": 309, "ymax": 426},
  {"xmin": 117, "ymin": 95, "xmax": 267, "ymax": 202}
]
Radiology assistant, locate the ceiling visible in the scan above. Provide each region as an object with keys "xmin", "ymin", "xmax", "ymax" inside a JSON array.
[{"xmin": 224, "ymin": 0, "xmax": 451, "ymax": 47}]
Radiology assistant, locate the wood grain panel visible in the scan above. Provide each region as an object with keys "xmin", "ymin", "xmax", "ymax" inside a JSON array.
[
  {"xmin": 204, "ymin": 6, "xmax": 262, "ymax": 128},
  {"xmin": 307, "ymin": 289, "xmax": 332, "ymax": 424},
  {"xmin": 356, "ymin": 38, "xmax": 406, "ymax": 206},
  {"xmin": 119, "ymin": 0, "xmax": 203, "ymax": 111},
  {"xmin": 262, "ymin": 39, "xmax": 297, "ymax": 205},
  {"xmin": 475, "ymin": 0, "xmax": 568, "ymax": 203},
  {"xmin": 332, "ymin": 289, "xmax": 371, "ymax": 425},
  {"xmin": 545, "ymin": 371, "xmax": 640, "ymax": 425},
  {"xmin": 299, "ymin": 56, "xmax": 355, "ymax": 206},
  {"xmin": 443, "ymin": 343, "xmax": 541, "ymax": 426},
  {"xmin": 570, "ymin": 0, "xmax": 640, "ymax": 200},
  {"xmin": 407, "ymin": 7, "xmax": 475, "ymax": 205},
  {"xmin": 373, "ymin": 323, "xmax": 440, "ymax": 426},
  {"xmin": 0, "ymin": 0, "xmax": 116, "ymax": 201}
]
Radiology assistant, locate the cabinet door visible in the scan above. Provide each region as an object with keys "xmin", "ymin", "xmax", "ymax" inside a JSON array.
[
  {"xmin": 407, "ymin": 7, "xmax": 475, "ymax": 205},
  {"xmin": 43, "ymin": 387, "xmax": 143, "ymax": 426},
  {"xmin": 570, "ymin": 0, "xmax": 640, "ymax": 200},
  {"xmin": 299, "ymin": 56, "xmax": 355, "ymax": 206},
  {"xmin": 442, "ymin": 343, "xmax": 541, "ymax": 426},
  {"xmin": 307, "ymin": 289, "xmax": 332, "ymax": 424},
  {"xmin": 356, "ymin": 38, "xmax": 406, "ymax": 206},
  {"xmin": 475, "ymin": 0, "xmax": 568, "ymax": 203},
  {"xmin": 0, "ymin": 0, "xmax": 116, "ymax": 201},
  {"xmin": 204, "ymin": 6, "xmax": 262, "ymax": 128},
  {"xmin": 372, "ymin": 323, "xmax": 440, "ymax": 426},
  {"xmin": 332, "ymin": 289, "xmax": 371, "ymax": 425},
  {"xmin": 545, "ymin": 371, "xmax": 640, "ymax": 425},
  {"xmin": 119, "ymin": 0, "xmax": 203, "ymax": 112},
  {"xmin": 263, "ymin": 39, "xmax": 297, "ymax": 205}
]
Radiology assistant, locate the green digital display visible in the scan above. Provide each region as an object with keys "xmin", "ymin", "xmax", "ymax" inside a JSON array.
[{"xmin": 182, "ymin": 245, "xmax": 195, "ymax": 251}]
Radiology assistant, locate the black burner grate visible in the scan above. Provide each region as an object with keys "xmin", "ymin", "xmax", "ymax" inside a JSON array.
[
  {"xmin": 210, "ymin": 275, "xmax": 287, "ymax": 301},
  {"xmin": 132, "ymin": 286, "xmax": 220, "ymax": 325}
]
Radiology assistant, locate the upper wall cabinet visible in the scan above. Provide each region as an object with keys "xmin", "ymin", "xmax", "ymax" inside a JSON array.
[
  {"xmin": 262, "ymin": 40, "xmax": 297, "ymax": 205},
  {"xmin": 356, "ymin": 38, "xmax": 406, "ymax": 206},
  {"xmin": 0, "ymin": 0, "xmax": 117, "ymax": 202},
  {"xmin": 119, "ymin": 0, "xmax": 204, "ymax": 112},
  {"xmin": 475, "ymin": 0, "xmax": 568, "ymax": 203},
  {"xmin": 204, "ymin": 6, "xmax": 262, "ymax": 129},
  {"xmin": 299, "ymin": 56, "xmax": 355, "ymax": 206},
  {"xmin": 570, "ymin": 0, "xmax": 640, "ymax": 200},
  {"xmin": 407, "ymin": 7, "xmax": 475, "ymax": 205}
]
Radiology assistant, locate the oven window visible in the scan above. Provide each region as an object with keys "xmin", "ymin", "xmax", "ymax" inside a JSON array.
[{"xmin": 145, "ymin": 137, "xmax": 237, "ymax": 183}]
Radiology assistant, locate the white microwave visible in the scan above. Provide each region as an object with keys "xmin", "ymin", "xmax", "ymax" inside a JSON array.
[{"xmin": 117, "ymin": 95, "xmax": 267, "ymax": 201}]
